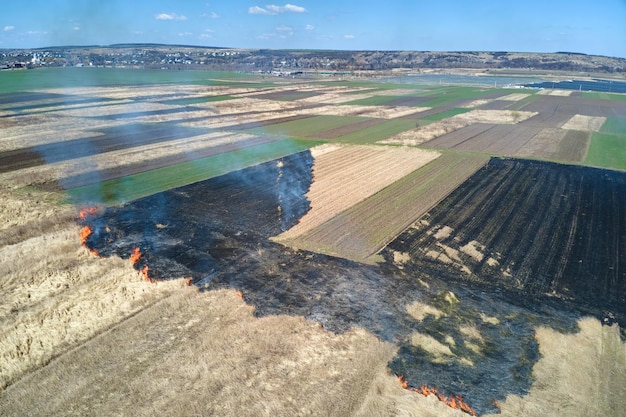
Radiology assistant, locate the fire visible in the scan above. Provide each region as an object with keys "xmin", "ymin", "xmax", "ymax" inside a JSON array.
[
  {"xmin": 185, "ymin": 277, "xmax": 193, "ymax": 286},
  {"xmin": 78, "ymin": 207, "xmax": 98, "ymax": 220},
  {"xmin": 141, "ymin": 265, "xmax": 155, "ymax": 284},
  {"xmin": 129, "ymin": 247, "xmax": 142, "ymax": 265},
  {"xmin": 396, "ymin": 376, "xmax": 476, "ymax": 416},
  {"xmin": 236, "ymin": 290, "xmax": 244, "ymax": 299},
  {"xmin": 78, "ymin": 226, "xmax": 99, "ymax": 256}
]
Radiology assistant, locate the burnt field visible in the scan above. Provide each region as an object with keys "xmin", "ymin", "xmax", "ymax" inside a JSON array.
[
  {"xmin": 383, "ymin": 158, "xmax": 626, "ymax": 321},
  {"xmin": 77, "ymin": 153, "xmax": 622, "ymax": 415}
]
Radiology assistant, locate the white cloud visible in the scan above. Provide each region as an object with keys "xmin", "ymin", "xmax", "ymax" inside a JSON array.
[
  {"xmin": 178, "ymin": 32, "xmax": 193, "ymax": 36},
  {"xmin": 155, "ymin": 13, "xmax": 188, "ymax": 21},
  {"xmin": 249, "ymin": 4, "xmax": 306, "ymax": 15},
  {"xmin": 3, "ymin": 25, "xmax": 14, "ymax": 31},
  {"xmin": 249, "ymin": 6, "xmax": 270, "ymax": 15},
  {"xmin": 305, "ymin": 24, "xmax": 314, "ymax": 30},
  {"xmin": 199, "ymin": 33, "xmax": 213, "ymax": 39},
  {"xmin": 73, "ymin": 26, "xmax": 80, "ymax": 31},
  {"xmin": 344, "ymin": 34, "xmax": 356, "ymax": 39},
  {"xmin": 210, "ymin": 12, "xmax": 220, "ymax": 19},
  {"xmin": 26, "ymin": 31, "xmax": 47, "ymax": 35},
  {"xmin": 276, "ymin": 25, "xmax": 292, "ymax": 32}
]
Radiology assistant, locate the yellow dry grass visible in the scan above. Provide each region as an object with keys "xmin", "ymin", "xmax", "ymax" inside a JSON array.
[
  {"xmin": 276, "ymin": 145, "xmax": 440, "ymax": 240},
  {"xmin": 297, "ymin": 104, "xmax": 430, "ymax": 119},
  {"xmin": 486, "ymin": 317, "xmax": 626, "ymax": 417},
  {"xmin": 0, "ymin": 281, "xmax": 467, "ymax": 417},
  {"xmin": 561, "ymin": 114, "xmax": 607, "ymax": 132},
  {"xmin": 536, "ymin": 89, "xmax": 573, "ymax": 96},
  {"xmin": 2, "ymin": 131, "xmax": 257, "ymax": 187},
  {"xmin": 0, "ymin": 186, "xmax": 184, "ymax": 391},
  {"xmin": 498, "ymin": 93, "xmax": 532, "ymax": 101}
]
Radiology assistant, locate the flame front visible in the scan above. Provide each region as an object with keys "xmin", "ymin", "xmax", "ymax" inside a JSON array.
[
  {"xmin": 129, "ymin": 247, "xmax": 141, "ymax": 265},
  {"xmin": 397, "ymin": 376, "xmax": 476, "ymax": 416},
  {"xmin": 79, "ymin": 226, "xmax": 99, "ymax": 256},
  {"xmin": 78, "ymin": 207, "xmax": 98, "ymax": 220},
  {"xmin": 141, "ymin": 265, "xmax": 155, "ymax": 283}
]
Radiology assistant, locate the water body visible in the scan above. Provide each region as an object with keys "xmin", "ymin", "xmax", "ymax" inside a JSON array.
[
  {"xmin": 522, "ymin": 78, "xmax": 626, "ymax": 93},
  {"xmin": 374, "ymin": 74, "xmax": 548, "ymax": 88}
]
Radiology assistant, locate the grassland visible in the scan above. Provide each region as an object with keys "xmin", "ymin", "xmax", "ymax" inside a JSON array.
[{"xmin": 585, "ymin": 132, "xmax": 626, "ymax": 170}]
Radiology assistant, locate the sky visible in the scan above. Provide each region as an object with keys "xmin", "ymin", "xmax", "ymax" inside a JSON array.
[{"xmin": 1, "ymin": 0, "xmax": 625, "ymax": 58}]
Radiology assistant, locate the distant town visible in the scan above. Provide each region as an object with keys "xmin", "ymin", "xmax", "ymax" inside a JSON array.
[{"xmin": 1, "ymin": 44, "xmax": 625, "ymax": 77}]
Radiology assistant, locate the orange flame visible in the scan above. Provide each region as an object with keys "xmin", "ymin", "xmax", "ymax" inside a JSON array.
[
  {"xmin": 141, "ymin": 265, "xmax": 155, "ymax": 284},
  {"xmin": 396, "ymin": 376, "xmax": 476, "ymax": 416},
  {"xmin": 129, "ymin": 247, "xmax": 142, "ymax": 265},
  {"xmin": 185, "ymin": 277, "xmax": 193, "ymax": 286},
  {"xmin": 78, "ymin": 207, "xmax": 98, "ymax": 220},
  {"xmin": 78, "ymin": 226, "xmax": 99, "ymax": 256},
  {"xmin": 236, "ymin": 290, "xmax": 244, "ymax": 300}
]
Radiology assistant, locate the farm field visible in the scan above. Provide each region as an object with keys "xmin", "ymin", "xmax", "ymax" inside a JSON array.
[
  {"xmin": 282, "ymin": 152, "xmax": 489, "ymax": 263},
  {"xmin": 274, "ymin": 145, "xmax": 441, "ymax": 244},
  {"xmin": 384, "ymin": 158, "xmax": 626, "ymax": 316},
  {"xmin": 1, "ymin": 67, "xmax": 625, "ymax": 417}
]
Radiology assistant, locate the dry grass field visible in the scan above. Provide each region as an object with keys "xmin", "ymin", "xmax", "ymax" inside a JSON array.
[{"xmin": 1, "ymin": 70, "xmax": 624, "ymax": 416}]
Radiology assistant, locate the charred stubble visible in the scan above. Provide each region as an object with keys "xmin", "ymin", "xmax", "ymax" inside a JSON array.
[{"xmin": 79, "ymin": 153, "xmax": 622, "ymax": 415}]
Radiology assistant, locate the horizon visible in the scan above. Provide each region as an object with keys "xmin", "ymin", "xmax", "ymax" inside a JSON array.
[{"xmin": 1, "ymin": 1, "xmax": 625, "ymax": 59}]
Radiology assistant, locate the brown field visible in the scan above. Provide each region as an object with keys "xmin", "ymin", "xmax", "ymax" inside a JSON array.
[
  {"xmin": 381, "ymin": 109, "xmax": 536, "ymax": 146},
  {"xmin": 284, "ymin": 152, "xmax": 490, "ymax": 262},
  {"xmin": 523, "ymin": 96, "xmax": 626, "ymax": 118},
  {"xmin": 275, "ymin": 145, "xmax": 441, "ymax": 241}
]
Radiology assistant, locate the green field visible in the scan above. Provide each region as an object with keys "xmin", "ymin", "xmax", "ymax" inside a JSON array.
[
  {"xmin": 420, "ymin": 107, "xmax": 471, "ymax": 122},
  {"xmin": 66, "ymin": 139, "xmax": 310, "ymax": 205},
  {"xmin": 159, "ymin": 95, "xmax": 236, "ymax": 106},
  {"xmin": 249, "ymin": 115, "xmax": 368, "ymax": 138},
  {"xmin": 599, "ymin": 118, "xmax": 626, "ymax": 136},
  {"xmin": 333, "ymin": 119, "xmax": 416, "ymax": 144},
  {"xmin": 0, "ymin": 67, "xmax": 276, "ymax": 93},
  {"xmin": 341, "ymin": 95, "xmax": 413, "ymax": 106},
  {"xmin": 585, "ymin": 132, "xmax": 626, "ymax": 170},
  {"xmin": 582, "ymin": 92, "xmax": 626, "ymax": 102}
]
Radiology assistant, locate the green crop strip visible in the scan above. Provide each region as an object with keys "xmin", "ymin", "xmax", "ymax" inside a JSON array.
[
  {"xmin": 66, "ymin": 139, "xmax": 310, "ymax": 205},
  {"xmin": 248, "ymin": 115, "xmax": 368, "ymax": 138},
  {"xmin": 332, "ymin": 119, "xmax": 416, "ymax": 144},
  {"xmin": 585, "ymin": 132, "xmax": 626, "ymax": 171},
  {"xmin": 420, "ymin": 107, "xmax": 471, "ymax": 122}
]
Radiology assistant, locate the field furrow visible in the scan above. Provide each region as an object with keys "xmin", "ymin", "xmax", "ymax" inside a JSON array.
[
  {"xmin": 283, "ymin": 152, "xmax": 489, "ymax": 262},
  {"xmin": 275, "ymin": 145, "xmax": 441, "ymax": 242}
]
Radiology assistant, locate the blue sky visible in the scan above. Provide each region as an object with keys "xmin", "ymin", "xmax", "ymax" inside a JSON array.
[{"xmin": 1, "ymin": 1, "xmax": 625, "ymax": 58}]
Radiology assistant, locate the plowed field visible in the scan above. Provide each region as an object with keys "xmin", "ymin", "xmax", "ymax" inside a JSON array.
[{"xmin": 384, "ymin": 158, "xmax": 626, "ymax": 318}]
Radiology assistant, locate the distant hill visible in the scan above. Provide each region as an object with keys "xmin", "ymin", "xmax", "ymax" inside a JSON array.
[{"xmin": 1, "ymin": 44, "xmax": 624, "ymax": 76}]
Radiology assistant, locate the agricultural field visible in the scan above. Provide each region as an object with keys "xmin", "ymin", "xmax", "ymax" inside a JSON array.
[
  {"xmin": 1, "ymin": 67, "xmax": 625, "ymax": 417},
  {"xmin": 282, "ymin": 152, "xmax": 489, "ymax": 263}
]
